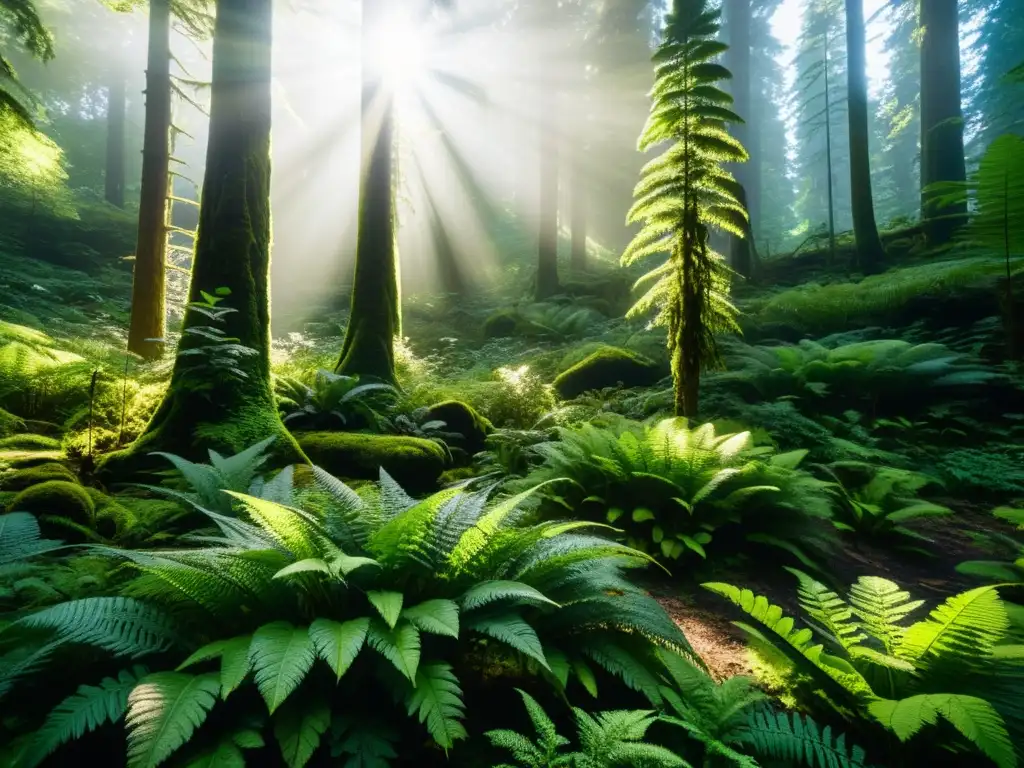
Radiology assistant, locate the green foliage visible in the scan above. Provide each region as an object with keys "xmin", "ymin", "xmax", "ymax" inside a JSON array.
[
  {"xmin": 486, "ymin": 689, "xmax": 684, "ymax": 768},
  {"xmin": 3, "ymin": 456, "xmax": 694, "ymax": 764},
  {"xmin": 957, "ymin": 508, "xmax": 1024, "ymax": 584},
  {"xmin": 819, "ymin": 463, "xmax": 951, "ymax": 551},
  {"xmin": 0, "ymin": 510, "xmax": 62, "ymax": 565},
  {"xmin": 936, "ymin": 445, "xmax": 1024, "ymax": 495},
  {"xmin": 176, "ymin": 290, "xmax": 258, "ymax": 398},
  {"xmin": 519, "ymin": 417, "xmax": 833, "ymax": 568},
  {"xmin": 705, "ymin": 572, "xmax": 1024, "ymax": 765},
  {"xmin": 485, "ymin": 366, "xmax": 558, "ymax": 429},
  {"xmin": 275, "ymin": 369, "xmax": 397, "ymax": 431},
  {"xmin": 624, "ymin": 0, "xmax": 746, "ymax": 415}
]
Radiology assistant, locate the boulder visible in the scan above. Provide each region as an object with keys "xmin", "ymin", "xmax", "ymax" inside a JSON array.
[{"xmin": 553, "ymin": 346, "xmax": 666, "ymax": 399}]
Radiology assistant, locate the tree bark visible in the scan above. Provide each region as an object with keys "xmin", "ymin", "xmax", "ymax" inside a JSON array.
[
  {"xmin": 127, "ymin": 0, "xmax": 171, "ymax": 360},
  {"xmin": 336, "ymin": 0, "xmax": 400, "ymax": 383},
  {"xmin": 570, "ymin": 154, "xmax": 587, "ymax": 273},
  {"xmin": 100, "ymin": 0, "xmax": 303, "ymax": 477},
  {"xmin": 536, "ymin": 89, "xmax": 560, "ymax": 300},
  {"xmin": 104, "ymin": 65, "xmax": 126, "ymax": 209},
  {"xmin": 845, "ymin": 0, "xmax": 885, "ymax": 274},
  {"xmin": 920, "ymin": 0, "xmax": 967, "ymax": 245},
  {"xmin": 725, "ymin": 0, "xmax": 753, "ymax": 278}
]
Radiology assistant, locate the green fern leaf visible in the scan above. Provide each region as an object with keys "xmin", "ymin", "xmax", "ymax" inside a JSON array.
[
  {"xmin": 402, "ymin": 599, "xmax": 460, "ymax": 638},
  {"xmin": 125, "ymin": 672, "xmax": 220, "ymax": 768},
  {"xmin": 787, "ymin": 568, "xmax": 866, "ymax": 649},
  {"xmin": 367, "ymin": 590, "xmax": 404, "ymax": 629},
  {"xmin": 176, "ymin": 634, "xmax": 252, "ymax": 698},
  {"xmin": 249, "ymin": 622, "xmax": 316, "ymax": 714},
  {"xmin": 846, "ymin": 577, "xmax": 924, "ymax": 656},
  {"xmin": 739, "ymin": 708, "xmax": 868, "ymax": 768},
  {"xmin": 460, "ymin": 580, "xmax": 559, "ymax": 611},
  {"xmin": 23, "ymin": 666, "xmax": 148, "ymax": 768},
  {"xmin": 465, "ymin": 612, "xmax": 549, "ymax": 670},
  {"xmin": 901, "ymin": 586, "xmax": 1009, "ymax": 665},
  {"xmin": 274, "ymin": 695, "xmax": 330, "ymax": 768},
  {"xmin": 405, "ymin": 662, "xmax": 468, "ymax": 749},
  {"xmin": 367, "ymin": 620, "xmax": 421, "ymax": 682},
  {"xmin": 869, "ymin": 694, "xmax": 1016, "ymax": 768},
  {"xmin": 309, "ymin": 617, "xmax": 369, "ymax": 682},
  {"xmin": 182, "ymin": 739, "xmax": 244, "ymax": 768}
]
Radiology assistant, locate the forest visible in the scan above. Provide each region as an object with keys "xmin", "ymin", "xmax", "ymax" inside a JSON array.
[{"xmin": 0, "ymin": 0, "xmax": 1023, "ymax": 765}]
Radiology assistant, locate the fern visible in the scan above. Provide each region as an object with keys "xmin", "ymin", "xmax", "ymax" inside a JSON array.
[
  {"xmin": 900, "ymin": 586, "xmax": 1009, "ymax": 665},
  {"xmin": 21, "ymin": 666, "xmax": 148, "ymax": 767},
  {"xmin": 405, "ymin": 662, "xmax": 467, "ymax": 749},
  {"xmin": 125, "ymin": 672, "xmax": 220, "ymax": 768},
  {"xmin": 248, "ymin": 621, "xmax": 316, "ymax": 714},
  {"xmin": 274, "ymin": 695, "xmax": 330, "ymax": 768},
  {"xmin": 309, "ymin": 617, "xmax": 369, "ymax": 682},
  {"xmin": 739, "ymin": 708, "xmax": 868, "ymax": 768},
  {"xmin": 0, "ymin": 512, "xmax": 63, "ymax": 565}
]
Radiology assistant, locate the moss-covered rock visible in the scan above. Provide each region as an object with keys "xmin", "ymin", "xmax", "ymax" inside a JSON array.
[
  {"xmin": 423, "ymin": 400, "xmax": 493, "ymax": 456},
  {"xmin": 296, "ymin": 432, "xmax": 447, "ymax": 492},
  {"xmin": 0, "ymin": 462, "xmax": 78, "ymax": 492},
  {"xmin": 7, "ymin": 480, "xmax": 96, "ymax": 541},
  {"xmin": 0, "ymin": 434, "xmax": 62, "ymax": 451},
  {"xmin": 438, "ymin": 467, "xmax": 480, "ymax": 486},
  {"xmin": 483, "ymin": 309, "xmax": 519, "ymax": 339},
  {"xmin": 553, "ymin": 346, "xmax": 666, "ymax": 399},
  {"xmin": 0, "ymin": 449, "xmax": 66, "ymax": 469}
]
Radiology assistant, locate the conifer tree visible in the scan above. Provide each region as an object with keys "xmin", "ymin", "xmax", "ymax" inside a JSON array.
[
  {"xmin": 844, "ymin": 0, "xmax": 885, "ymax": 273},
  {"xmin": 623, "ymin": 0, "xmax": 746, "ymax": 418},
  {"xmin": 920, "ymin": 0, "xmax": 967, "ymax": 245},
  {"xmin": 101, "ymin": 0, "xmax": 303, "ymax": 475}
]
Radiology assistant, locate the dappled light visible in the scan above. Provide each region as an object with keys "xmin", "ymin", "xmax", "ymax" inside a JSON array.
[{"xmin": 1, "ymin": 0, "xmax": 1023, "ymax": 765}]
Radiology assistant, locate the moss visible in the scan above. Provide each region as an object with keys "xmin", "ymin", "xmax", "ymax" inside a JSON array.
[
  {"xmin": 483, "ymin": 309, "xmax": 519, "ymax": 339},
  {"xmin": 7, "ymin": 481, "xmax": 96, "ymax": 541},
  {"xmin": 296, "ymin": 432, "xmax": 447, "ymax": 493},
  {"xmin": 0, "ymin": 434, "xmax": 62, "ymax": 451},
  {"xmin": 0, "ymin": 462, "xmax": 78, "ymax": 492},
  {"xmin": 0, "ymin": 409, "xmax": 24, "ymax": 437},
  {"xmin": 424, "ymin": 400, "xmax": 493, "ymax": 456},
  {"xmin": 439, "ymin": 467, "xmax": 480, "ymax": 486},
  {"xmin": 553, "ymin": 346, "xmax": 666, "ymax": 400},
  {"xmin": 0, "ymin": 449, "xmax": 65, "ymax": 468}
]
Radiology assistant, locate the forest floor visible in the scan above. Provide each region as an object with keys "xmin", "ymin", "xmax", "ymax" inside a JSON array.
[{"xmin": 2, "ymin": 240, "xmax": 1023, "ymax": 688}]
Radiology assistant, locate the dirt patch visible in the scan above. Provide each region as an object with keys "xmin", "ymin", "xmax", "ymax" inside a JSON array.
[{"xmin": 653, "ymin": 591, "xmax": 753, "ymax": 681}]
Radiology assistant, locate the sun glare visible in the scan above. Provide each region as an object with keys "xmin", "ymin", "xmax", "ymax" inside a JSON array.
[{"xmin": 368, "ymin": 9, "xmax": 432, "ymax": 91}]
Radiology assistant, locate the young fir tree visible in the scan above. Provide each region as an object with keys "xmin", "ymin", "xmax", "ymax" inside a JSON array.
[
  {"xmin": 101, "ymin": 0, "xmax": 303, "ymax": 475},
  {"xmin": 623, "ymin": 0, "xmax": 746, "ymax": 418}
]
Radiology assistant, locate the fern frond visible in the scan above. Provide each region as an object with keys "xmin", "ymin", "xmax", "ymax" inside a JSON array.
[
  {"xmin": 273, "ymin": 695, "xmax": 330, "ymax": 768},
  {"xmin": 125, "ymin": 672, "xmax": 220, "ymax": 768},
  {"xmin": 248, "ymin": 622, "xmax": 316, "ymax": 714},
  {"xmin": 405, "ymin": 662, "xmax": 468, "ymax": 749},
  {"xmin": 901, "ymin": 586, "xmax": 1009, "ymax": 665},
  {"xmin": 739, "ymin": 708, "xmax": 868, "ymax": 768}
]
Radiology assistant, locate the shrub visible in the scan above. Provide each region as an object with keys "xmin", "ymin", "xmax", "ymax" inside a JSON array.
[
  {"xmin": 2, "ymin": 465, "xmax": 697, "ymax": 765},
  {"xmin": 517, "ymin": 418, "xmax": 834, "ymax": 569},
  {"xmin": 275, "ymin": 369, "xmax": 397, "ymax": 431},
  {"xmin": 706, "ymin": 570, "xmax": 1024, "ymax": 767}
]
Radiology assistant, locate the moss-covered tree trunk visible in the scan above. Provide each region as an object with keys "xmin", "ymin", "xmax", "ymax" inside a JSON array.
[
  {"xmin": 104, "ymin": 65, "xmax": 126, "ymax": 209},
  {"xmin": 845, "ymin": 0, "xmax": 885, "ymax": 274},
  {"xmin": 101, "ymin": 0, "xmax": 303, "ymax": 477},
  {"xmin": 920, "ymin": 0, "xmax": 967, "ymax": 246},
  {"xmin": 335, "ymin": 0, "xmax": 400, "ymax": 384},
  {"xmin": 536, "ymin": 86, "xmax": 561, "ymax": 300},
  {"xmin": 127, "ymin": 0, "xmax": 171, "ymax": 361}
]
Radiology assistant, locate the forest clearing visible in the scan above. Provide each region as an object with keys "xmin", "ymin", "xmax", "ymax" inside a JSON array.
[{"xmin": 1, "ymin": 0, "xmax": 1023, "ymax": 766}]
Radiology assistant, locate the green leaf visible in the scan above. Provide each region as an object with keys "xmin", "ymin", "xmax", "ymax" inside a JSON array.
[
  {"xmin": 607, "ymin": 507, "xmax": 625, "ymax": 523},
  {"xmin": 402, "ymin": 599, "xmax": 460, "ymax": 638},
  {"xmin": 274, "ymin": 696, "xmax": 330, "ymax": 768},
  {"xmin": 175, "ymin": 635, "xmax": 252, "ymax": 699},
  {"xmin": 331, "ymin": 554, "xmax": 381, "ymax": 576},
  {"xmin": 460, "ymin": 580, "xmax": 558, "ymax": 611},
  {"xmin": 405, "ymin": 662, "xmax": 468, "ymax": 749},
  {"xmin": 572, "ymin": 658, "xmax": 599, "ymax": 698},
  {"xmin": 465, "ymin": 612, "xmax": 549, "ymax": 670},
  {"xmin": 869, "ymin": 694, "xmax": 1015, "ymax": 768},
  {"xmin": 367, "ymin": 620, "xmax": 421, "ymax": 682},
  {"xmin": 249, "ymin": 622, "xmax": 316, "ymax": 714},
  {"xmin": 367, "ymin": 590, "xmax": 404, "ymax": 629},
  {"xmin": 23, "ymin": 666, "xmax": 147, "ymax": 768},
  {"xmin": 274, "ymin": 559, "xmax": 332, "ymax": 580},
  {"xmin": 309, "ymin": 618, "xmax": 369, "ymax": 682},
  {"xmin": 632, "ymin": 507, "xmax": 656, "ymax": 523},
  {"xmin": 125, "ymin": 672, "xmax": 220, "ymax": 768},
  {"xmin": 183, "ymin": 740, "xmax": 244, "ymax": 768}
]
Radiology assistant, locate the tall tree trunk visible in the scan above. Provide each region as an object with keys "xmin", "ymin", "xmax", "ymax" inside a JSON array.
[
  {"xmin": 825, "ymin": 43, "xmax": 837, "ymax": 265},
  {"xmin": 726, "ymin": 0, "xmax": 753, "ymax": 278},
  {"xmin": 845, "ymin": 0, "xmax": 885, "ymax": 273},
  {"xmin": 127, "ymin": 0, "xmax": 171, "ymax": 360},
  {"xmin": 920, "ymin": 0, "xmax": 967, "ymax": 245},
  {"xmin": 104, "ymin": 65, "xmax": 126, "ymax": 209},
  {"xmin": 336, "ymin": 0, "xmax": 400, "ymax": 383},
  {"xmin": 100, "ymin": 0, "xmax": 303, "ymax": 477},
  {"xmin": 570, "ymin": 155, "xmax": 587, "ymax": 273},
  {"xmin": 536, "ymin": 89, "xmax": 560, "ymax": 300}
]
